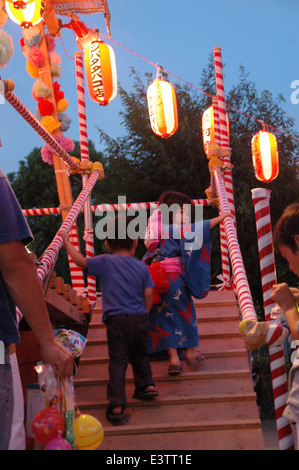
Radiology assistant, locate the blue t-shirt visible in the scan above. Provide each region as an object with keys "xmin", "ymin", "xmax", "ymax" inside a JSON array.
[
  {"xmin": 87, "ymin": 254, "xmax": 154, "ymax": 323},
  {"xmin": 0, "ymin": 168, "xmax": 33, "ymax": 344}
]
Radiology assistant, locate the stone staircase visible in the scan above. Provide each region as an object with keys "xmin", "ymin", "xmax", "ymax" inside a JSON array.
[{"xmin": 74, "ymin": 289, "xmax": 266, "ymax": 450}]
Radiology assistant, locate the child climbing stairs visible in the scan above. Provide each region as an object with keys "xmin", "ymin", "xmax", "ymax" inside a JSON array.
[{"xmin": 74, "ymin": 289, "xmax": 266, "ymax": 450}]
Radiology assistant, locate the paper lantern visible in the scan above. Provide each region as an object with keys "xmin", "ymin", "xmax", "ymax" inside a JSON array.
[
  {"xmin": 85, "ymin": 40, "xmax": 117, "ymax": 106},
  {"xmin": 74, "ymin": 414, "xmax": 104, "ymax": 450},
  {"xmin": 147, "ymin": 79, "xmax": 178, "ymax": 138},
  {"xmin": 251, "ymin": 130, "xmax": 279, "ymax": 182},
  {"xmin": 202, "ymin": 105, "xmax": 229, "ymax": 155},
  {"xmin": 5, "ymin": 0, "xmax": 45, "ymax": 29}
]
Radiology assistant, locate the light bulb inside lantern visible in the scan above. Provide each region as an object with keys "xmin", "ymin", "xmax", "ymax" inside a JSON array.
[{"xmin": 259, "ymin": 131, "xmax": 272, "ymax": 181}]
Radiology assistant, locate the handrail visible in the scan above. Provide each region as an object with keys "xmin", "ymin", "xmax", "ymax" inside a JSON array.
[
  {"xmin": 37, "ymin": 169, "xmax": 103, "ymax": 284},
  {"xmin": 21, "ymin": 199, "xmax": 212, "ymax": 217},
  {"xmin": 209, "ymin": 157, "xmax": 257, "ymax": 322}
]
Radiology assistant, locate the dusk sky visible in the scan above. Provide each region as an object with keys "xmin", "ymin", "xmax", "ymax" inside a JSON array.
[{"xmin": 0, "ymin": 0, "xmax": 298, "ymax": 176}]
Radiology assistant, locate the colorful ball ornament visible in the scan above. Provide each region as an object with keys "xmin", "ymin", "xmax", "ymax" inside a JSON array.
[
  {"xmin": 31, "ymin": 406, "xmax": 65, "ymax": 446},
  {"xmin": 73, "ymin": 414, "xmax": 104, "ymax": 450},
  {"xmin": 44, "ymin": 433, "xmax": 72, "ymax": 450}
]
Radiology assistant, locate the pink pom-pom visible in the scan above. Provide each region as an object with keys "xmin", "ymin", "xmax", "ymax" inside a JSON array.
[
  {"xmin": 45, "ymin": 33, "xmax": 56, "ymax": 52},
  {"xmin": 27, "ymin": 46, "xmax": 43, "ymax": 67},
  {"xmin": 41, "ymin": 144, "xmax": 54, "ymax": 165},
  {"xmin": 55, "ymin": 135, "xmax": 75, "ymax": 152}
]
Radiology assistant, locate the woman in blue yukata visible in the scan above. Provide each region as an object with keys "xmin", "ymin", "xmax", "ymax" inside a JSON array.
[{"xmin": 143, "ymin": 191, "xmax": 231, "ymax": 376}]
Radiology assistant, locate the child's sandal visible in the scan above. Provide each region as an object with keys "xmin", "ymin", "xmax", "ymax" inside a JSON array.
[{"xmin": 106, "ymin": 404, "xmax": 128, "ymax": 426}]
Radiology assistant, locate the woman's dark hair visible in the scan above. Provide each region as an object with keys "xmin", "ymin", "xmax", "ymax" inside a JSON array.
[
  {"xmin": 273, "ymin": 203, "xmax": 299, "ymax": 253},
  {"xmin": 158, "ymin": 191, "xmax": 193, "ymax": 224}
]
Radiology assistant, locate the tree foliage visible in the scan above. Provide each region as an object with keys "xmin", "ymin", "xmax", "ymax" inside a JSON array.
[{"xmin": 97, "ymin": 59, "xmax": 299, "ymax": 318}]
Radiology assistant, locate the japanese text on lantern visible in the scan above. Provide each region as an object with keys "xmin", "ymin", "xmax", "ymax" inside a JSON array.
[{"xmin": 89, "ymin": 42, "xmax": 104, "ymax": 101}]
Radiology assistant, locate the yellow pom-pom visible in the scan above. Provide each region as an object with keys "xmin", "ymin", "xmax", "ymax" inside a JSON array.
[
  {"xmin": 208, "ymin": 157, "xmax": 223, "ymax": 174},
  {"xmin": 41, "ymin": 116, "xmax": 61, "ymax": 133},
  {"xmin": 92, "ymin": 162, "xmax": 104, "ymax": 179},
  {"xmin": 57, "ymin": 98, "xmax": 69, "ymax": 113},
  {"xmin": 26, "ymin": 60, "xmax": 39, "ymax": 78},
  {"xmin": 69, "ymin": 157, "xmax": 80, "ymax": 174}
]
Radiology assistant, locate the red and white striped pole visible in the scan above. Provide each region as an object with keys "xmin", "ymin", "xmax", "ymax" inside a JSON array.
[
  {"xmin": 213, "ymin": 47, "xmax": 235, "ymax": 222},
  {"xmin": 212, "ymin": 96, "xmax": 231, "ymax": 289},
  {"xmin": 37, "ymin": 170, "xmax": 102, "ymax": 284},
  {"xmin": 252, "ymin": 188, "xmax": 294, "ymax": 450},
  {"xmin": 212, "ymin": 164, "xmax": 257, "ymax": 321},
  {"xmin": 21, "ymin": 199, "xmax": 212, "ymax": 217},
  {"xmin": 75, "ymin": 52, "xmax": 97, "ymax": 304}
]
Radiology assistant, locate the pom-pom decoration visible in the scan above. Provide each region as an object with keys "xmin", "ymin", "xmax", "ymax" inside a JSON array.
[
  {"xmin": 251, "ymin": 130, "xmax": 279, "ymax": 183},
  {"xmin": 41, "ymin": 136, "xmax": 75, "ymax": 165},
  {"xmin": 59, "ymin": 113, "xmax": 71, "ymax": 132},
  {"xmin": 23, "ymin": 25, "xmax": 42, "ymax": 48},
  {"xmin": 0, "ymin": 29, "xmax": 14, "ymax": 69},
  {"xmin": 32, "ymin": 79, "xmax": 50, "ymax": 99},
  {"xmin": 57, "ymin": 98, "xmax": 68, "ymax": 113},
  {"xmin": 41, "ymin": 115, "xmax": 61, "ymax": 133},
  {"xmin": 41, "ymin": 143, "xmax": 54, "ymax": 165},
  {"xmin": 147, "ymin": 79, "xmax": 178, "ymax": 138},
  {"xmin": 5, "ymin": 0, "xmax": 45, "ymax": 29},
  {"xmin": 31, "ymin": 406, "xmax": 65, "ymax": 446},
  {"xmin": 26, "ymin": 60, "xmax": 39, "ymax": 78},
  {"xmin": 45, "ymin": 33, "xmax": 56, "ymax": 52},
  {"xmin": 53, "ymin": 81, "xmax": 64, "ymax": 101},
  {"xmin": 73, "ymin": 414, "xmax": 104, "ymax": 450},
  {"xmin": 38, "ymin": 98, "xmax": 54, "ymax": 116},
  {"xmin": 27, "ymin": 46, "xmax": 43, "ymax": 67},
  {"xmin": 85, "ymin": 40, "xmax": 117, "ymax": 106}
]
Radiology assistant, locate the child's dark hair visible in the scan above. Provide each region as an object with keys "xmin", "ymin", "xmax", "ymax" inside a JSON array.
[
  {"xmin": 158, "ymin": 191, "xmax": 193, "ymax": 224},
  {"xmin": 105, "ymin": 215, "xmax": 136, "ymax": 251},
  {"xmin": 273, "ymin": 203, "xmax": 299, "ymax": 253}
]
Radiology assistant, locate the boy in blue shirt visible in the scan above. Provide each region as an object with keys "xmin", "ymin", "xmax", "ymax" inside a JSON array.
[{"xmin": 61, "ymin": 215, "xmax": 158, "ymax": 425}]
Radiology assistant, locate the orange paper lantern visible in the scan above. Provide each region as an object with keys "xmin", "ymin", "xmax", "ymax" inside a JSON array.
[
  {"xmin": 85, "ymin": 40, "xmax": 117, "ymax": 106},
  {"xmin": 202, "ymin": 105, "xmax": 229, "ymax": 155},
  {"xmin": 147, "ymin": 79, "xmax": 178, "ymax": 138},
  {"xmin": 5, "ymin": 0, "xmax": 44, "ymax": 28},
  {"xmin": 251, "ymin": 130, "xmax": 279, "ymax": 182}
]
